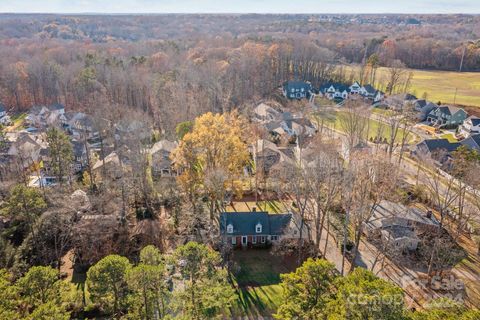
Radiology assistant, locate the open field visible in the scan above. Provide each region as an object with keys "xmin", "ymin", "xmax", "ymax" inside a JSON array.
[{"xmin": 345, "ymin": 66, "xmax": 480, "ymax": 109}]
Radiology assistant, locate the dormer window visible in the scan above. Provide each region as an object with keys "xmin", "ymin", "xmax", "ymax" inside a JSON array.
[
  {"xmin": 227, "ymin": 224, "xmax": 233, "ymax": 234},
  {"xmin": 255, "ymin": 223, "xmax": 262, "ymax": 233}
]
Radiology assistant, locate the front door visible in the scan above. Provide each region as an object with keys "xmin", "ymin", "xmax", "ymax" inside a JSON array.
[{"xmin": 241, "ymin": 236, "xmax": 248, "ymax": 246}]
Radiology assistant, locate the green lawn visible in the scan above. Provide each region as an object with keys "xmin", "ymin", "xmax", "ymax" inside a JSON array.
[
  {"xmin": 313, "ymin": 110, "xmax": 418, "ymax": 143},
  {"xmin": 227, "ymin": 250, "xmax": 297, "ymax": 318},
  {"xmin": 441, "ymin": 133, "xmax": 458, "ymax": 143}
]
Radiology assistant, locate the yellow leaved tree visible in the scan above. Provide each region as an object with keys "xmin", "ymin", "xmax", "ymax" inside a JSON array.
[{"xmin": 172, "ymin": 111, "xmax": 250, "ymax": 221}]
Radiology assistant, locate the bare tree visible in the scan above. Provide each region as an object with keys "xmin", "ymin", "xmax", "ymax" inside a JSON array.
[
  {"xmin": 304, "ymin": 137, "xmax": 344, "ymax": 256},
  {"xmin": 346, "ymin": 154, "xmax": 399, "ymax": 273},
  {"xmin": 385, "ymin": 60, "xmax": 407, "ymax": 95},
  {"xmin": 339, "ymin": 101, "xmax": 369, "ymax": 160},
  {"xmin": 419, "ymin": 153, "xmax": 460, "ymax": 276}
]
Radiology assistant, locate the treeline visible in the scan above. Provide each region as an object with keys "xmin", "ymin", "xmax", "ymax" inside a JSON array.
[
  {"xmin": 0, "ymin": 36, "xmax": 347, "ymax": 133},
  {"xmin": 0, "ymin": 243, "xmax": 234, "ymax": 319},
  {"xmin": 1, "ymin": 247, "xmax": 478, "ymax": 319},
  {"xmin": 0, "ymin": 14, "xmax": 479, "ymax": 71}
]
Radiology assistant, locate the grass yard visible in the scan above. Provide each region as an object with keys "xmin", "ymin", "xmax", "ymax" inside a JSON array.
[
  {"xmin": 227, "ymin": 250, "xmax": 297, "ymax": 318},
  {"xmin": 313, "ymin": 110, "xmax": 418, "ymax": 143},
  {"xmin": 440, "ymin": 133, "xmax": 458, "ymax": 143},
  {"xmin": 371, "ymin": 108, "xmax": 394, "ymax": 117},
  {"xmin": 315, "ymin": 96, "xmax": 337, "ymax": 107},
  {"xmin": 345, "ymin": 65, "xmax": 480, "ymax": 108}
]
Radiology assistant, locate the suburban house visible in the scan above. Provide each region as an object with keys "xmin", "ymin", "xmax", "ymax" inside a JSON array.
[
  {"xmin": 149, "ymin": 139, "xmax": 178, "ymax": 177},
  {"xmin": 7, "ymin": 133, "xmax": 48, "ymax": 166},
  {"xmin": 48, "ymin": 103, "xmax": 65, "ymax": 116},
  {"xmin": 0, "ymin": 103, "xmax": 6, "ymax": 118},
  {"xmin": 459, "ymin": 116, "xmax": 480, "ymax": 138},
  {"xmin": 64, "ymin": 112, "xmax": 96, "ymax": 138},
  {"xmin": 374, "ymin": 90, "xmax": 385, "ymax": 103},
  {"xmin": 25, "ymin": 103, "xmax": 66, "ymax": 127},
  {"xmin": 253, "ymin": 103, "xmax": 281, "ymax": 122},
  {"xmin": 0, "ymin": 103, "xmax": 11, "ymax": 125},
  {"xmin": 282, "ymin": 81, "xmax": 313, "ymax": 100},
  {"xmin": 319, "ymin": 83, "xmax": 350, "ymax": 100},
  {"xmin": 412, "ymin": 139, "xmax": 462, "ymax": 163},
  {"xmin": 413, "ymin": 100, "xmax": 438, "ymax": 121},
  {"xmin": 92, "ymin": 151, "xmax": 130, "ymax": 180},
  {"xmin": 364, "ymin": 201, "xmax": 438, "ymax": 251},
  {"xmin": 426, "ymin": 106, "xmax": 468, "ymax": 128},
  {"xmin": 252, "ymin": 139, "xmax": 294, "ymax": 175},
  {"xmin": 264, "ymin": 112, "xmax": 316, "ymax": 140},
  {"xmin": 460, "ymin": 134, "xmax": 480, "ymax": 152},
  {"xmin": 383, "ymin": 93, "xmax": 417, "ymax": 111},
  {"xmin": 359, "ymin": 84, "xmax": 377, "ymax": 99},
  {"xmin": 220, "ymin": 211, "xmax": 305, "ymax": 248},
  {"xmin": 349, "ymin": 81, "xmax": 362, "ymax": 94},
  {"xmin": 72, "ymin": 140, "xmax": 88, "ymax": 173}
]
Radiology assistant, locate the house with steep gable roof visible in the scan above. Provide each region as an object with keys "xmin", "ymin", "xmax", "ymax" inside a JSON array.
[
  {"xmin": 459, "ymin": 116, "xmax": 480, "ymax": 138},
  {"xmin": 149, "ymin": 139, "xmax": 178, "ymax": 177},
  {"xmin": 426, "ymin": 105, "xmax": 468, "ymax": 128},
  {"xmin": 220, "ymin": 211, "xmax": 304, "ymax": 248},
  {"xmin": 282, "ymin": 81, "xmax": 313, "ymax": 100}
]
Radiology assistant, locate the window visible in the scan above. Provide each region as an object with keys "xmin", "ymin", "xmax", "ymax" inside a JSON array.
[
  {"xmin": 291, "ymin": 88, "xmax": 295, "ymax": 93},
  {"xmin": 261, "ymin": 236, "xmax": 266, "ymax": 243},
  {"xmin": 271, "ymin": 235, "xmax": 278, "ymax": 241},
  {"xmin": 227, "ymin": 224, "xmax": 233, "ymax": 234},
  {"xmin": 232, "ymin": 237, "xmax": 236, "ymax": 245},
  {"xmin": 255, "ymin": 223, "xmax": 262, "ymax": 233},
  {"xmin": 252, "ymin": 236, "xmax": 257, "ymax": 244},
  {"xmin": 301, "ymin": 88, "xmax": 304, "ymax": 92}
]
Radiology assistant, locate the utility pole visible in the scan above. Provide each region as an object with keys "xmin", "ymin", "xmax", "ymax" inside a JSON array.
[
  {"xmin": 453, "ymin": 88, "xmax": 458, "ymax": 105},
  {"xmin": 459, "ymin": 45, "xmax": 467, "ymax": 72}
]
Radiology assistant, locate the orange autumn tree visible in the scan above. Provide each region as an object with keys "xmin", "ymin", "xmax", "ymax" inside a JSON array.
[{"xmin": 172, "ymin": 111, "xmax": 250, "ymax": 221}]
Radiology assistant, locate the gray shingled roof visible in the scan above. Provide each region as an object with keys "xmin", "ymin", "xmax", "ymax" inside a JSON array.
[
  {"xmin": 220, "ymin": 212, "xmax": 292, "ymax": 236},
  {"xmin": 468, "ymin": 116, "xmax": 480, "ymax": 126},
  {"xmin": 48, "ymin": 103, "xmax": 65, "ymax": 111},
  {"xmin": 420, "ymin": 139, "xmax": 462, "ymax": 153},
  {"xmin": 283, "ymin": 81, "xmax": 312, "ymax": 92},
  {"xmin": 363, "ymin": 84, "xmax": 376, "ymax": 94},
  {"xmin": 461, "ymin": 134, "xmax": 480, "ymax": 151}
]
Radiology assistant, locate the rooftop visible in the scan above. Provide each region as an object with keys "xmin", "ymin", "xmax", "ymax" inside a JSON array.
[{"xmin": 220, "ymin": 211, "xmax": 292, "ymax": 236}]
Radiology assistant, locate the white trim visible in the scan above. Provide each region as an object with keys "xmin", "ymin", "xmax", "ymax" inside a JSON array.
[
  {"xmin": 241, "ymin": 236, "xmax": 248, "ymax": 246},
  {"xmin": 232, "ymin": 237, "xmax": 236, "ymax": 245}
]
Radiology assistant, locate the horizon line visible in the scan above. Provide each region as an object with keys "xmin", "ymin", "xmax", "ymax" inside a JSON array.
[{"xmin": 1, "ymin": 12, "xmax": 479, "ymax": 15}]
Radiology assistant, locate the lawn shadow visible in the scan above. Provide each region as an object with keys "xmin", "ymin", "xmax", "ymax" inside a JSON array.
[{"xmin": 228, "ymin": 249, "xmax": 299, "ymax": 318}]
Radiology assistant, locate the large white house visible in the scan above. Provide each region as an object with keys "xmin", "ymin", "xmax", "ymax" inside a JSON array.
[
  {"xmin": 459, "ymin": 116, "xmax": 480, "ymax": 138},
  {"xmin": 349, "ymin": 81, "xmax": 361, "ymax": 94}
]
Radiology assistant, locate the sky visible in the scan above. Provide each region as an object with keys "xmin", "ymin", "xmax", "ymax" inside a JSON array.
[{"xmin": 0, "ymin": 0, "xmax": 479, "ymax": 14}]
